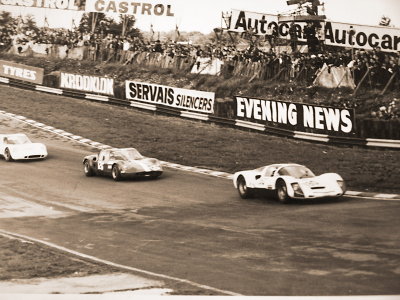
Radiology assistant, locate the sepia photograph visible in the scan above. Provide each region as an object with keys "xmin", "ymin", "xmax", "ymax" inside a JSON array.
[{"xmin": 0, "ymin": 0, "xmax": 399, "ymax": 298}]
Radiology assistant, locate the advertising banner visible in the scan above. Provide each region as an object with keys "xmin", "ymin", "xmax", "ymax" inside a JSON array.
[
  {"xmin": 126, "ymin": 81, "xmax": 215, "ymax": 114},
  {"xmin": 227, "ymin": 9, "xmax": 400, "ymax": 52},
  {"xmin": 324, "ymin": 21, "xmax": 400, "ymax": 52},
  {"xmin": 0, "ymin": 0, "xmax": 81, "ymax": 10},
  {"xmin": 60, "ymin": 72, "xmax": 114, "ymax": 96},
  {"xmin": 235, "ymin": 96, "xmax": 355, "ymax": 135},
  {"xmin": 85, "ymin": 0, "xmax": 174, "ymax": 16},
  {"xmin": 0, "ymin": 60, "xmax": 44, "ymax": 84},
  {"xmin": 190, "ymin": 57, "xmax": 224, "ymax": 75},
  {"xmin": 313, "ymin": 64, "xmax": 356, "ymax": 89}
]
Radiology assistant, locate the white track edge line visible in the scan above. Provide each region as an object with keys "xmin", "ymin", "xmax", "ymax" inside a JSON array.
[
  {"xmin": 345, "ymin": 194, "xmax": 400, "ymax": 201},
  {"xmin": 2, "ymin": 112, "xmax": 399, "ymax": 201}
]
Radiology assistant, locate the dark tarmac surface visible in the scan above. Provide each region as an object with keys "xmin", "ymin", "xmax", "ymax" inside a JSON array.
[{"xmin": 0, "ymin": 117, "xmax": 399, "ymax": 296}]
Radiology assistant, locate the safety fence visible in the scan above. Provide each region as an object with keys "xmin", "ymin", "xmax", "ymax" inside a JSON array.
[
  {"xmin": 1, "ymin": 75, "xmax": 399, "ymax": 149},
  {"xmin": 7, "ymin": 44, "xmax": 400, "ymax": 92},
  {"xmin": 8, "ymin": 44, "xmax": 197, "ymax": 72}
]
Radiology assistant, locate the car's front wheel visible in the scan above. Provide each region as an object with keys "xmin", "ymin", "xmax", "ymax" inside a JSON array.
[
  {"xmin": 237, "ymin": 176, "xmax": 253, "ymax": 199},
  {"xmin": 4, "ymin": 148, "xmax": 13, "ymax": 161},
  {"xmin": 276, "ymin": 180, "xmax": 290, "ymax": 204},
  {"xmin": 84, "ymin": 160, "xmax": 95, "ymax": 177},
  {"xmin": 112, "ymin": 164, "xmax": 122, "ymax": 181}
]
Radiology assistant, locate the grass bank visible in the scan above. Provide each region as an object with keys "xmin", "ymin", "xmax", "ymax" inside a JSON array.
[
  {"xmin": 0, "ymin": 52, "xmax": 397, "ymax": 118},
  {"xmin": 0, "ymin": 84, "xmax": 399, "ymax": 193}
]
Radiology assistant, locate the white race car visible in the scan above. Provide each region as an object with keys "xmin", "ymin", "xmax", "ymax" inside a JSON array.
[
  {"xmin": 0, "ymin": 133, "xmax": 48, "ymax": 161},
  {"xmin": 233, "ymin": 163, "xmax": 346, "ymax": 203}
]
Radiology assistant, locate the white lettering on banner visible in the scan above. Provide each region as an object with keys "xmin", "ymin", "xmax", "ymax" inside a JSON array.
[
  {"xmin": 236, "ymin": 97, "xmax": 354, "ymax": 134},
  {"xmin": 85, "ymin": 0, "xmax": 174, "ymax": 16},
  {"xmin": 2, "ymin": 65, "xmax": 36, "ymax": 81},
  {"xmin": 60, "ymin": 72, "xmax": 114, "ymax": 95},
  {"xmin": 0, "ymin": 0, "xmax": 79, "ymax": 10},
  {"xmin": 126, "ymin": 81, "xmax": 214, "ymax": 114},
  {"xmin": 236, "ymin": 97, "xmax": 298, "ymax": 126},
  {"xmin": 0, "ymin": 60, "xmax": 44, "ymax": 84},
  {"xmin": 228, "ymin": 9, "xmax": 400, "ymax": 52},
  {"xmin": 302, "ymin": 105, "xmax": 353, "ymax": 133}
]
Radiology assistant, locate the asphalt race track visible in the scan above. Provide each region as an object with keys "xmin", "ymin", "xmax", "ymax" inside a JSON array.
[{"xmin": 0, "ymin": 116, "xmax": 399, "ymax": 296}]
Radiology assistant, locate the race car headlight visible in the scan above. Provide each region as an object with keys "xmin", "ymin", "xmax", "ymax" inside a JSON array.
[
  {"xmin": 291, "ymin": 183, "xmax": 304, "ymax": 196},
  {"xmin": 337, "ymin": 180, "xmax": 346, "ymax": 192},
  {"xmin": 150, "ymin": 159, "xmax": 161, "ymax": 168},
  {"xmin": 151, "ymin": 163, "xmax": 161, "ymax": 170},
  {"xmin": 151, "ymin": 159, "xmax": 160, "ymax": 166}
]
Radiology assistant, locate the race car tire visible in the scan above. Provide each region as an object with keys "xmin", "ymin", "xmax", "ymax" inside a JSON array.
[
  {"xmin": 237, "ymin": 176, "xmax": 253, "ymax": 199},
  {"xmin": 276, "ymin": 180, "xmax": 290, "ymax": 204},
  {"xmin": 112, "ymin": 164, "xmax": 122, "ymax": 181},
  {"xmin": 150, "ymin": 171, "xmax": 163, "ymax": 179},
  {"xmin": 84, "ymin": 160, "xmax": 95, "ymax": 177},
  {"xmin": 4, "ymin": 148, "xmax": 13, "ymax": 161}
]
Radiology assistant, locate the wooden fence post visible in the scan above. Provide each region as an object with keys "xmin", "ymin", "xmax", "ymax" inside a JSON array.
[
  {"xmin": 293, "ymin": 65, "xmax": 306, "ymax": 83},
  {"xmin": 380, "ymin": 71, "xmax": 398, "ymax": 96},
  {"xmin": 268, "ymin": 67, "xmax": 287, "ymax": 82},
  {"xmin": 353, "ymin": 67, "xmax": 371, "ymax": 96}
]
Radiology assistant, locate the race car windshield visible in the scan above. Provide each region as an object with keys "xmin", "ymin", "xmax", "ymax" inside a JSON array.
[
  {"xmin": 113, "ymin": 149, "xmax": 143, "ymax": 161},
  {"xmin": 4, "ymin": 135, "xmax": 31, "ymax": 144},
  {"xmin": 279, "ymin": 166, "xmax": 315, "ymax": 179}
]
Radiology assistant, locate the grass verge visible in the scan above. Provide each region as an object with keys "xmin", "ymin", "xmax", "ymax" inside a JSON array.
[
  {"xmin": 0, "ymin": 235, "xmax": 118, "ymax": 281},
  {"xmin": 0, "ymin": 234, "xmax": 220, "ymax": 295}
]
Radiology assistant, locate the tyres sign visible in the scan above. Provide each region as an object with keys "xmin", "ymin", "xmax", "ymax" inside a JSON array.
[{"xmin": 0, "ymin": 60, "xmax": 44, "ymax": 84}]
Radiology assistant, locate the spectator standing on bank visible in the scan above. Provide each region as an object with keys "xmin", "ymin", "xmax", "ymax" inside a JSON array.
[
  {"xmin": 304, "ymin": 22, "xmax": 319, "ymax": 53},
  {"xmin": 289, "ymin": 22, "xmax": 298, "ymax": 53},
  {"xmin": 153, "ymin": 40, "xmax": 163, "ymax": 53}
]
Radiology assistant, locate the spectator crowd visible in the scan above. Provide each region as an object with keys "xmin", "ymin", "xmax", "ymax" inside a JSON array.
[{"xmin": 1, "ymin": 21, "xmax": 399, "ymax": 118}]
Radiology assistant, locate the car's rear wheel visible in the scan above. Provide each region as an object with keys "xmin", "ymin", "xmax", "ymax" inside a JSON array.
[
  {"xmin": 84, "ymin": 160, "xmax": 95, "ymax": 177},
  {"xmin": 237, "ymin": 176, "xmax": 253, "ymax": 199},
  {"xmin": 150, "ymin": 171, "xmax": 162, "ymax": 179},
  {"xmin": 4, "ymin": 148, "xmax": 13, "ymax": 161},
  {"xmin": 277, "ymin": 180, "xmax": 290, "ymax": 204},
  {"xmin": 112, "ymin": 164, "xmax": 122, "ymax": 181}
]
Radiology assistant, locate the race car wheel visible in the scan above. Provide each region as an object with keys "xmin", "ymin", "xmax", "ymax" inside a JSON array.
[
  {"xmin": 84, "ymin": 160, "xmax": 95, "ymax": 177},
  {"xmin": 112, "ymin": 164, "xmax": 122, "ymax": 181},
  {"xmin": 237, "ymin": 176, "xmax": 253, "ymax": 199},
  {"xmin": 4, "ymin": 148, "xmax": 13, "ymax": 161},
  {"xmin": 277, "ymin": 180, "xmax": 290, "ymax": 204},
  {"xmin": 150, "ymin": 171, "xmax": 163, "ymax": 179}
]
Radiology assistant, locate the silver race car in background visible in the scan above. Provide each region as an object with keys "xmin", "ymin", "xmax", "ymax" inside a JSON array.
[
  {"xmin": 83, "ymin": 147, "xmax": 163, "ymax": 181},
  {"xmin": 233, "ymin": 163, "xmax": 346, "ymax": 203},
  {"xmin": 0, "ymin": 133, "xmax": 48, "ymax": 161}
]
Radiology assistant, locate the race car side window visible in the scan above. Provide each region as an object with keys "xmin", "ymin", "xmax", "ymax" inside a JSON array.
[
  {"xmin": 104, "ymin": 151, "xmax": 111, "ymax": 161},
  {"xmin": 99, "ymin": 151, "xmax": 107, "ymax": 161},
  {"xmin": 278, "ymin": 168, "xmax": 290, "ymax": 176},
  {"xmin": 263, "ymin": 166, "xmax": 276, "ymax": 177}
]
